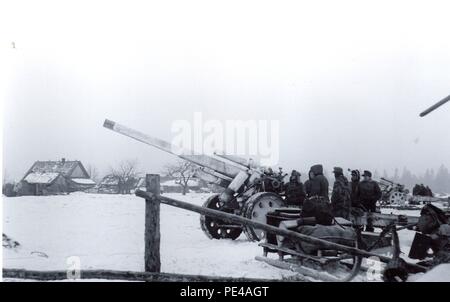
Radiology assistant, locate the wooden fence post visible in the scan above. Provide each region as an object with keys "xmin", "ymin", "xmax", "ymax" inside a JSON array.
[{"xmin": 144, "ymin": 174, "xmax": 161, "ymax": 272}]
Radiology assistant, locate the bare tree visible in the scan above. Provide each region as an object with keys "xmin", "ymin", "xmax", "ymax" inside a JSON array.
[
  {"xmin": 110, "ymin": 159, "xmax": 141, "ymax": 194},
  {"xmin": 164, "ymin": 160, "xmax": 197, "ymax": 195},
  {"xmin": 86, "ymin": 164, "xmax": 100, "ymax": 184}
]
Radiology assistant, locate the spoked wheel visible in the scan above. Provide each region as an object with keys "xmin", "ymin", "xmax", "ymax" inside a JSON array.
[
  {"xmin": 389, "ymin": 191, "xmax": 408, "ymax": 205},
  {"xmin": 200, "ymin": 194, "xmax": 243, "ymax": 240},
  {"xmin": 242, "ymin": 192, "xmax": 285, "ymax": 241}
]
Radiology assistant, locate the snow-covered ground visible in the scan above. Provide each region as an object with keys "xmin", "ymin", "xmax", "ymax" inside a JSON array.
[
  {"xmin": 3, "ymin": 193, "xmax": 449, "ymax": 281},
  {"xmin": 3, "ymin": 193, "xmax": 298, "ymax": 281}
]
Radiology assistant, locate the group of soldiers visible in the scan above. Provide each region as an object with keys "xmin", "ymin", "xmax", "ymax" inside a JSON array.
[
  {"xmin": 283, "ymin": 164, "xmax": 382, "ymax": 231},
  {"xmin": 412, "ymin": 183, "xmax": 433, "ymax": 197},
  {"xmin": 280, "ymin": 164, "xmax": 450, "ymax": 268}
]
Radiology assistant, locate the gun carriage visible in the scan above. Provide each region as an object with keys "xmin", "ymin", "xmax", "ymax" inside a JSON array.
[
  {"xmin": 104, "ymin": 119, "xmax": 287, "ymax": 241},
  {"xmin": 105, "ymin": 119, "xmax": 441, "ymax": 281}
]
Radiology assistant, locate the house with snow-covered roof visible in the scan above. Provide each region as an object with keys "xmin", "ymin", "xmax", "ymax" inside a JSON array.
[
  {"xmin": 160, "ymin": 178, "xmax": 201, "ymax": 193},
  {"xmin": 97, "ymin": 174, "xmax": 142, "ymax": 194},
  {"xmin": 17, "ymin": 158, "xmax": 96, "ymax": 196}
]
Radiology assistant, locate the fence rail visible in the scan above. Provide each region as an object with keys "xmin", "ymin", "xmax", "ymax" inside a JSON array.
[
  {"xmin": 5, "ymin": 174, "xmax": 302, "ymax": 282},
  {"xmin": 3, "ymin": 268, "xmax": 292, "ymax": 282}
]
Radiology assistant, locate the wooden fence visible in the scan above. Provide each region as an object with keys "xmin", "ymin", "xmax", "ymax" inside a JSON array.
[{"xmin": 3, "ymin": 174, "xmax": 290, "ymax": 282}]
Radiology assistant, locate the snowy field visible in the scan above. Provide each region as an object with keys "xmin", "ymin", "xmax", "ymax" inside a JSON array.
[
  {"xmin": 3, "ymin": 193, "xmax": 449, "ymax": 282},
  {"xmin": 3, "ymin": 193, "xmax": 298, "ymax": 281}
]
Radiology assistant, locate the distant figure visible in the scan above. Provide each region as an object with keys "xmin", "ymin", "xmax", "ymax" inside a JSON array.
[
  {"xmin": 355, "ymin": 170, "xmax": 382, "ymax": 232},
  {"xmin": 331, "ymin": 167, "xmax": 351, "ymax": 218},
  {"xmin": 420, "ymin": 184, "xmax": 427, "ymax": 196},
  {"xmin": 426, "ymin": 186, "xmax": 433, "ymax": 197},
  {"xmin": 262, "ymin": 167, "xmax": 276, "ymax": 192},
  {"xmin": 284, "ymin": 170, "xmax": 306, "ymax": 207},
  {"xmin": 350, "ymin": 170, "xmax": 361, "ymax": 207},
  {"xmin": 413, "ymin": 184, "xmax": 434, "ymax": 197},
  {"xmin": 304, "ymin": 164, "xmax": 329, "ymax": 200},
  {"xmin": 413, "ymin": 184, "xmax": 421, "ymax": 196}
]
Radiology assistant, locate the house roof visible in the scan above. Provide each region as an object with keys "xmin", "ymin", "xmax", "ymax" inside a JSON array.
[
  {"xmin": 70, "ymin": 178, "xmax": 96, "ymax": 185},
  {"xmin": 100, "ymin": 175, "xmax": 120, "ymax": 186},
  {"xmin": 161, "ymin": 179, "xmax": 199, "ymax": 187},
  {"xmin": 22, "ymin": 160, "xmax": 90, "ymax": 181},
  {"xmin": 99, "ymin": 175, "xmax": 140, "ymax": 186},
  {"xmin": 24, "ymin": 172, "xmax": 61, "ymax": 184},
  {"xmin": 27, "ymin": 160, "xmax": 81, "ymax": 176}
]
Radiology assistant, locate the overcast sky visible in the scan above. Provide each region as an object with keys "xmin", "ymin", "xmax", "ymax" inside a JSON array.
[{"xmin": 2, "ymin": 0, "xmax": 450, "ymax": 181}]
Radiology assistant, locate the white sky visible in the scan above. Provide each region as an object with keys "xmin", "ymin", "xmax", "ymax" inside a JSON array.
[{"xmin": 1, "ymin": 0, "xmax": 450, "ymax": 181}]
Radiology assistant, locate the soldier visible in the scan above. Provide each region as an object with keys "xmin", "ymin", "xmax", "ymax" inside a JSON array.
[
  {"xmin": 419, "ymin": 184, "xmax": 427, "ymax": 196},
  {"xmin": 284, "ymin": 170, "xmax": 306, "ymax": 207},
  {"xmin": 304, "ymin": 164, "xmax": 329, "ymax": 200},
  {"xmin": 425, "ymin": 185, "xmax": 433, "ymax": 197},
  {"xmin": 415, "ymin": 204, "xmax": 450, "ymax": 267},
  {"xmin": 355, "ymin": 170, "xmax": 382, "ymax": 232},
  {"xmin": 331, "ymin": 167, "xmax": 351, "ymax": 218},
  {"xmin": 413, "ymin": 184, "xmax": 421, "ymax": 196},
  {"xmin": 350, "ymin": 170, "xmax": 360, "ymax": 207},
  {"xmin": 262, "ymin": 167, "xmax": 276, "ymax": 192}
]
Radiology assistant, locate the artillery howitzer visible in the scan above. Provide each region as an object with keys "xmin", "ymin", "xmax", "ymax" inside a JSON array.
[
  {"xmin": 377, "ymin": 177, "xmax": 409, "ymax": 206},
  {"xmin": 103, "ymin": 119, "xmax": 287, "ymax": 241},
  {"xmin": 377, "ymin": 178, "xmax": 449, "ymax": 208}
]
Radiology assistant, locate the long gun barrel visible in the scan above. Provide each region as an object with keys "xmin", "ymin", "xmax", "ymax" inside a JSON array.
[
  {"xmin": 104, "ymin": 119, "xmax": 272, "ymax": 204},
  {"xmin": 103, "ymin": 119, "xmax": 244, "ymax": 180},
  {"xmin": 214, "ymin": 152, "xmax": 252, "ymax": 169},
  {"xmin": 380, "ymin": 177, "xmax": 405, "ymax": 188},
  {"xmin": 380, "ymin": 177, "xmax": 394, "ymax": 184},
  {"xmin": 420, "ymin": 94, "xmax": 450, "ymax": 117}
]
